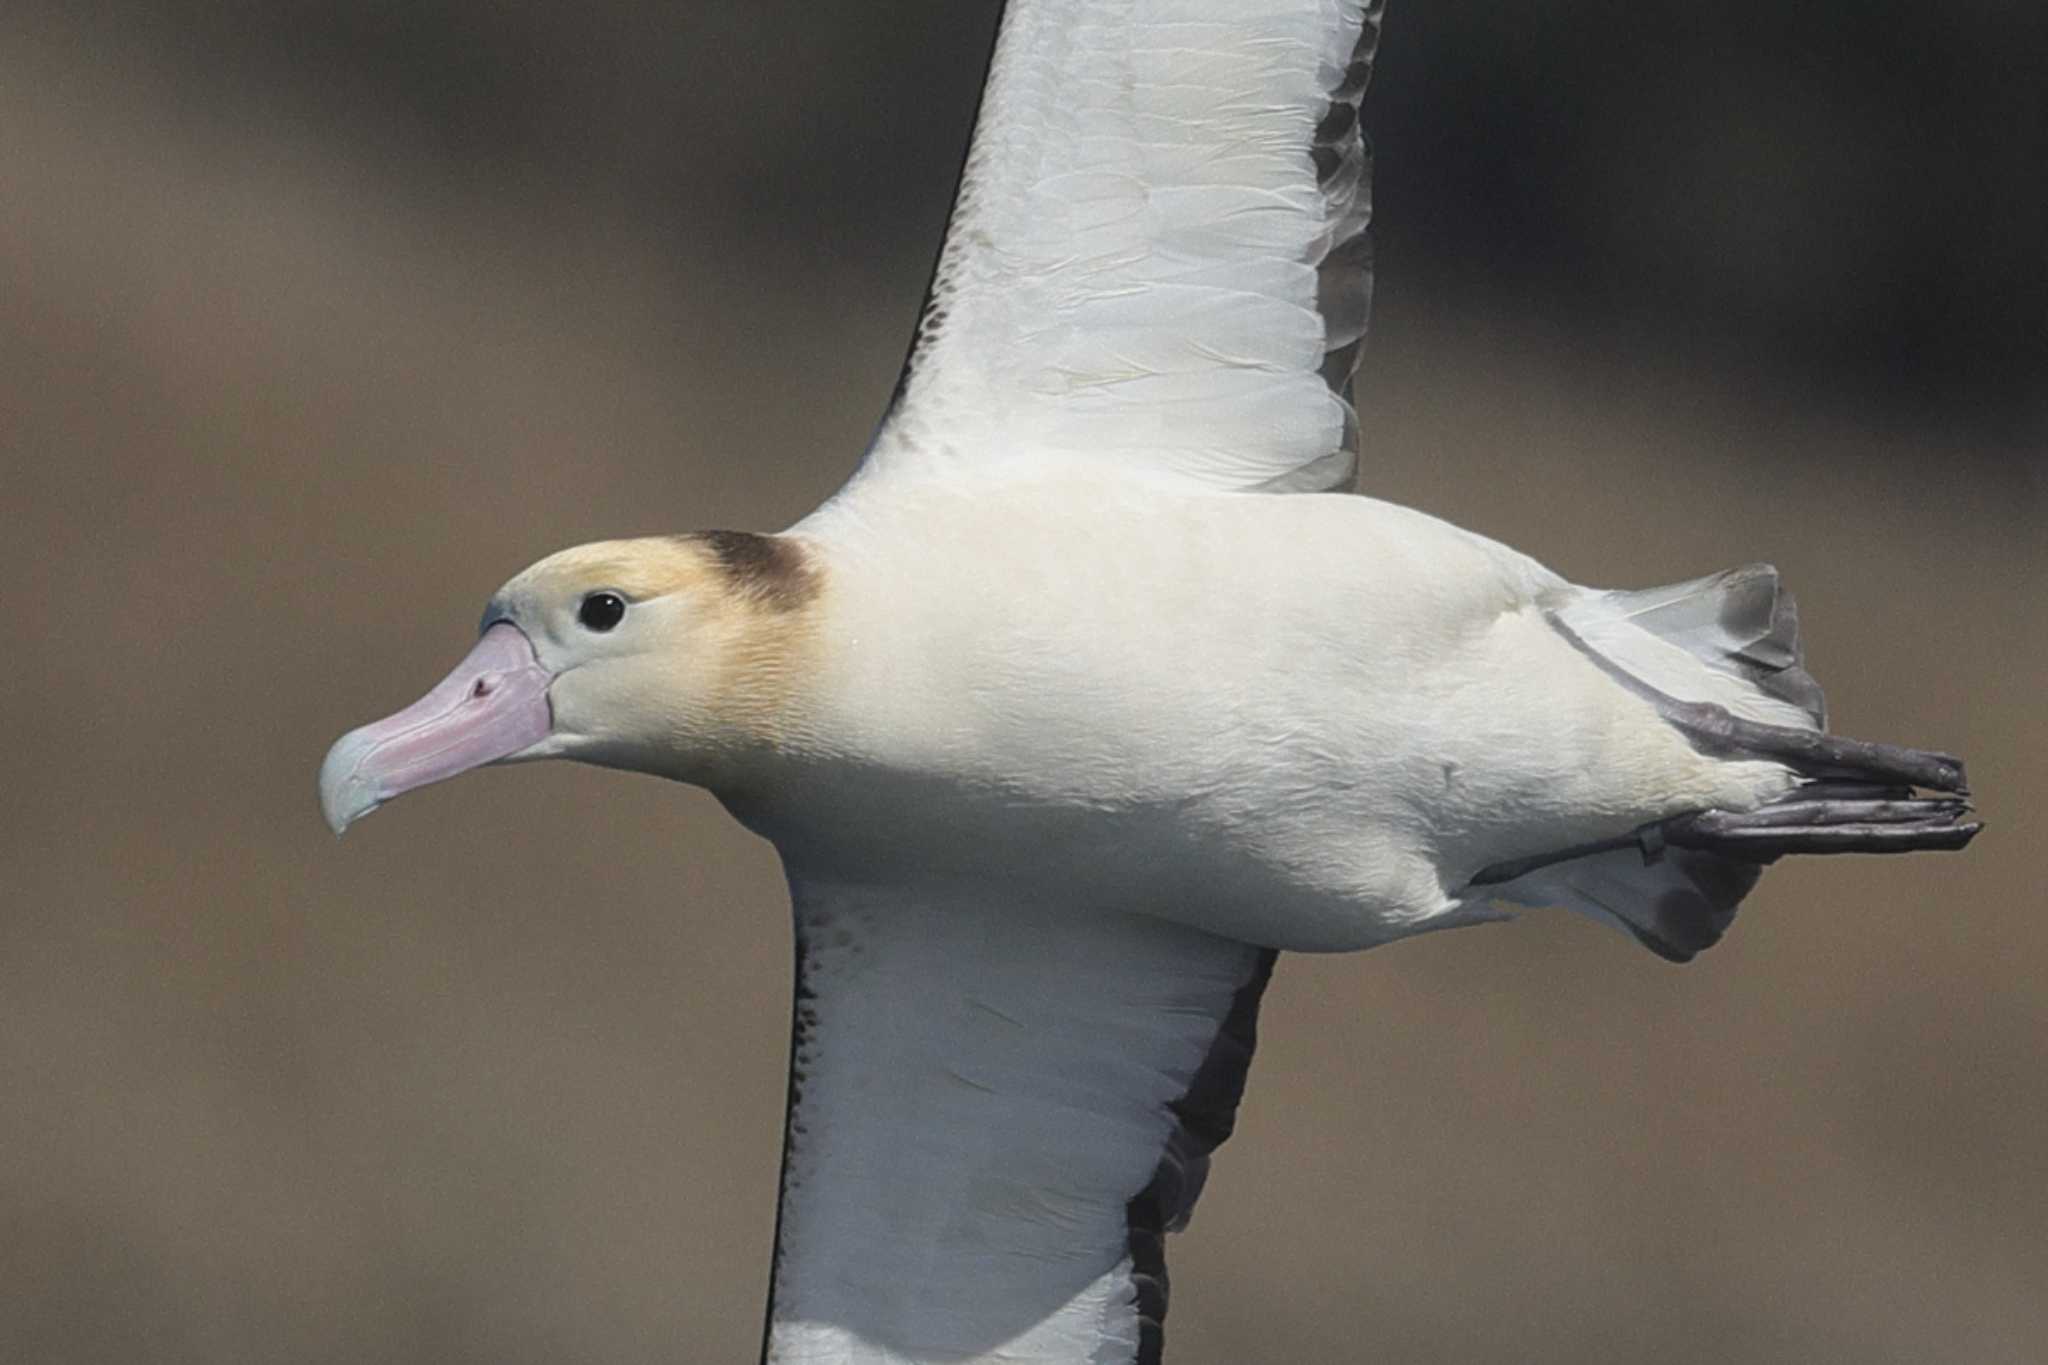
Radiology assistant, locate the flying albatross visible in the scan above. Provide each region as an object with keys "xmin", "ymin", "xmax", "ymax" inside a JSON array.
[{"xmin": 319, "ymin": 2, "xmax": 1979, "ymax": 1360}]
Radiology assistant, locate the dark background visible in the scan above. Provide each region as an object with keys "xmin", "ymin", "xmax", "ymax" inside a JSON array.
[{"xmin": 3, "ymin": 3, "xmax": 2042, "ymax": 1362}]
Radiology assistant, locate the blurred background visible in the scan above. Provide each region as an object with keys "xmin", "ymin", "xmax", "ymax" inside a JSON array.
[{"xmin": 2, "ymin": 1, "xmax": 2042, "ymax": 1361}]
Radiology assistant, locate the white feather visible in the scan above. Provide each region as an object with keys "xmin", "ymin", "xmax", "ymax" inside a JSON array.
[
  {"xmin": 859, "ymin": 0, "xmax": 1379, "ymax": 495},
  {"xmin": 764, "ymin": 883, "xmax": 1259, "ymax": 1365}
]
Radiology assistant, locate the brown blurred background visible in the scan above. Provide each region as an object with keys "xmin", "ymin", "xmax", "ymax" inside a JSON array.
[{"xmin": 3, "ymin": 2, "xmax": 2042, "ymax": 1361}]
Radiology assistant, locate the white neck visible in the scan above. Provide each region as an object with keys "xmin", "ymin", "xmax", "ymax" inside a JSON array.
[{"xmin": 761, "ymin": 881, "xmax": 1272, "ymax": 1365}]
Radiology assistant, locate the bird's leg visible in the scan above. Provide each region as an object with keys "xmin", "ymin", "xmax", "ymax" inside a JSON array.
[
  {"xmin": 1657, "ymin": 698, "xmax": 1969, "ymax": 794},
  {"xmin": 1468, "ymin": 780, "xmax": 1981, "ymax": 887},
  {"xmin": 1652, "ymin": 783, "xmax": 1979, "ymax": 859}
]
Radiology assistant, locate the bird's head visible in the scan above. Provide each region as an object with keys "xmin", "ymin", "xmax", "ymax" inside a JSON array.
[{"xmin": 318, "ymin": 532, "xmax": 821, "ymax": 834}]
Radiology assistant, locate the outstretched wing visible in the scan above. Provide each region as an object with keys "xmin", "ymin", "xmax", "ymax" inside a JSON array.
[
  {"xmin": 860, "ymin": 0, "xmax": 1384, "ymax": 495},
  {"xmin": 762, "ymin": 881, "xmax": 1276, "ymax": 1365}
]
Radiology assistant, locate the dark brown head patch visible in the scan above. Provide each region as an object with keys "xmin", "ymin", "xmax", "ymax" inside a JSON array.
[{"xmin": 689, "ymin": 531, "xmax": 820, "ymax": 612}]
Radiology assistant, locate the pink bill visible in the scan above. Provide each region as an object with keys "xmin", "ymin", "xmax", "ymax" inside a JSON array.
[{"xmin": 318, "ymin": 623, "xmax": 553, "ymax": 833}]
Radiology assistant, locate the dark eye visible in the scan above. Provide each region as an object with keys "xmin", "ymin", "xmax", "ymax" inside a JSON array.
[{"xmin": 577, "ymin": 591, "xmax": 627, "ymax": 632}]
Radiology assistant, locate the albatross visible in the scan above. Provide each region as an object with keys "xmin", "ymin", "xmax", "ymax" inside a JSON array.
[{"xmin": 318, "ymin": 2, "xmax": 1979, "ymax": 1361}]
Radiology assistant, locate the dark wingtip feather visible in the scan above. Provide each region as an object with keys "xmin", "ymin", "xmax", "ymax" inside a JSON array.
[{"xmin": 1127, "ymin": 949, "xmax": 1277, "ymax": 1364}]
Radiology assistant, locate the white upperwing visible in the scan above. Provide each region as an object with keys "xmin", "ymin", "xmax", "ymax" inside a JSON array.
[
  {"xmin": 763, "ymin": 881, "xmax": 1273, "ymax": 1365},
  {"xmin": 855, "ymin": 0, "xmax": 1383, "ymax": 496}
]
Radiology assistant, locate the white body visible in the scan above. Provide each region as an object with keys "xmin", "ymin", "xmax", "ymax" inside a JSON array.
[{"xmin": 738, "ymin": 476, "xmax": 1792, "ymax": 953}]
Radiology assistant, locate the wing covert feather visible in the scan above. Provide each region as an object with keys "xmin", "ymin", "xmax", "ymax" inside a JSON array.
[
  {"xmin": 762, "ymin": 881, "xmax": 1275, "ymax": 1364},
  {"xmin": 861, "ymin": 0, "xmax": 1384, "ymax": 496}
]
